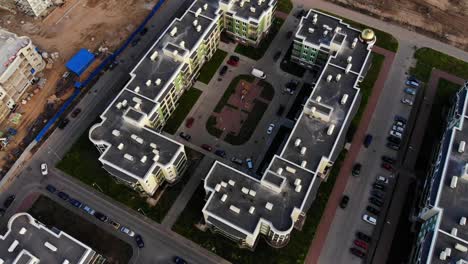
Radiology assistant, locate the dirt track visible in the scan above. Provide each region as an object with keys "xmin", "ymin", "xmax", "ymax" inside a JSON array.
[{"xmin": 327, "ymin": 0, "xmax": 468, "ymax": 51}]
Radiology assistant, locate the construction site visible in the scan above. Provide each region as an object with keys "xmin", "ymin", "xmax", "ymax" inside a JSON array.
[
  {"xmin": 0, "ymin": 0, "xmax": 157, "ymax": 176},
  {"xmin": 327, "ymin": 0, "xmax": 468, "ymax": 51}
]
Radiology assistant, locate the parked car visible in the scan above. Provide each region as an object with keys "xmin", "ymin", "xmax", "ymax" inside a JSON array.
[
  {"xmin": 389, "ymin": 130, "xmax": 402, "ymax": 139},
  {"xmin": 68, "ymin": 198, "xmax": 82, "ymax": 208},
  {"xmin": 227, "ymin": 55, "xmax": 239, "ymax": 66},
  {"xmin": 173, "ymin": 256, "xmax": 187, "ymax": 264},
  {"xmin": 350, "ymin": 247, "xmax": 366, "ymax": 258},
  {"xmin": 381, "ymin": 156, "xmax": 395, "ymax": 164},
  {"xmin": 381, "ymin": 162, "xmax": 394, "ymax": 172},
  {"xmin": 3, "ymin": 195, "xmax": 15, "ymax": 208},
  {"xmin": 386, "ymin": 142, "xmax": 400, "ymax": 151},
  {"xmin": 41, "ymin": 163, "xmax": 48, "ymax": 176},
  {"xmin": 366, "ymin": 205, "xmax": 380, "ymax": 216},
  {"xmin": 58, "ymin": 118, "xmax": 70, "ymax": 129},
  {"xmin": 387, "ymin": 136, "xmax": 401, "ymax": 144},
  {"xmin": 362, "ymin": 214, "xmax": 377, "ymax": 225},
  {"xmin": 135, "ymin": 234, "xmax": 145, "ymax": 248},
  {"xmin": 0, "ymin": 208, "xmax": 5, "ymax": 217},
  {"xmin": 185, "ymin": 117, "xmax": 194, "ymax": 128},
  {"xmin": 371, "ymin": 190, "xmax": 385, "ymax": 200},
  {"xmin": 354, "ymin": 239, "xmax": 369, "ymax": 250},
  {"xmin": 46, "ymin": 184, "xmax": 56, "ymax": 193},
  {"xmin": 340, "ymin": 195, "xmax": 349, "ymax": 209},
  {"xmin": 363, "ymin": 134, "xmax": 373, "ymax": 148},
  {"xmin": 295, "ymin": 9, "xmax": 306, "ymax": 18},
  {"xmin": 372, "ymin": 183, "xmax": 386, "ymax": 191},
  {"xmin": 404, "ymin": 87, "xmax": 417, "ymax": 95},
  {"xmin": 392, "ymin": 125, "xmax": 404, "ymax": 133},
  {"xmin": 139, "ymin": 27, "xmax": 148, "ymax": 36},
  {"xmin": 401, "ymin": 98, "xmax": 414, "ymax": 106},
  {"xmin": 246, "ymin": 158, "xmax": 254, "ymax": 169},
  {"xmin": 286, "ymin": 30, "xmax": 293, "ymax": 39},
  {"xmin": 406, "ymin": 80, "xmax": 420, "ymax": 88},
  {"xmin": 356, "ymin": 231, "xmax": 372, "ymax": 243},
  {"xmin": 231, "ymin": 157, "xmax": 243, "ymax": 165},
  {"xmin": 219, "ymin": 65, "xmax": 228, "ymax": 76},
  {"xmin": 120, "ymin": 226, "xmax": 135, "ymax": 237},
  {"xmin": 71, "ymin": 108, "xmax": 81, "ymax": 118},
  {"xmin": 394, "ymin": 115, "xmax": 407, "ymax": 124},
  {"xmin": 267, "ymin": 123, "xmax": 275, "ymax": 135},
  {"xmin": 369, "ymin": 197, "xmax": 384, "ymax": 207},
  {"xmin": 81, "ymin": 205, "xmax": 95, "ymax": 215},
  {"xmin": 377, "ymin": 176, "xmax": 389, "ymax": 184},
  {"xmin": 201, "ymin": 144, "xmax": 213, "ymax": 152},
  {"xmin": 273, "ymin": 51, "xmax": 282, "ymax": 62},
  {"xmin": 352, "ymin": 163, "xmax": 361, "ymax": 176},
  {"xmin": 179, "ymin": 132, "xmax": 191, "ymax": 141},
  {"xmin": 214, "ymin": 149, "xmax": 226, "ymax": 158},
  {"xmin": 108, "ymin": 219, "xmax": 121, "ymax": 229},
  {"xmin": 57, "ymin": 191, "xmax": 69, "ymax": 201}
]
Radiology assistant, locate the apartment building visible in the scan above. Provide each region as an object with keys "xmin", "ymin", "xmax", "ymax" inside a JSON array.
[
  {"xmin": 89, "ymin": 0, "xmax": 275, "ymax": 195},
  {"xmin": 410, "ymin": 82, "xmax": 468, "ymax": 264},
  {"xmin": 15, "ymin": 0, "xmax": 51, "ymax": 17},
  {"xmin": 202, "ymin": 9, "xmax": 374, "ymax": 249},
  {"xmin": 0, "ymin": 29, "xmax": 45, "ymax": 121},
  {"xmin": 0, "ymin": 213, "xmax": 100, "ymax": 263}
]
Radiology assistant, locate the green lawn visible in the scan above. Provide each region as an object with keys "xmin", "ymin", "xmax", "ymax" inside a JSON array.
[
  {"xmin": 316, "ymin": 9, "xmax": 398, "ymax": 52},
  {"xmin": 57, "ymin": 131, "xmax": 203, "ymax": 223},
  {"xmin": 163, "ymin": 88, "xmax": 202, "ymax": 134},
  {"xmin": 409, "ymin": 48, "xmax": 468, "ymax": 82},
  {"xmin": 235, "ymin": 18, "xmax": 285, "ymax": 60},
  {"xmin": 173, "ymin": 151, "xmax": 346, "ymax": 264},
  {"xmin": 276, "ymin": 0, "xmax": 293, "ymax": 14},
  {"xmin": 198, "ymin": 49, "xmax": 228, "ymax": 84},
  {"xmin": 224, "ymin": 99, "xmax": 269, "ymax": 145},
  {"xmin": 346, "ymin": 52, "xmax": 385, "ymax": 141},
  {"xmin": 206, "ymin": 115, "xmax": 223, "ymax": 138},
  {"xmin": 213, "ymin": 75, "xmax": 254, "ymax": 113}
]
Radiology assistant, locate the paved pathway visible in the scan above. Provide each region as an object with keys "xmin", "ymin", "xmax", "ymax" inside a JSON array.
[{"xmin": 305, "ymin": 46, "xmax": 396, "ymax": 264}]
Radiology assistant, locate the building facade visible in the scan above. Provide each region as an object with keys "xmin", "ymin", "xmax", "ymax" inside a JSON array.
[
  {"xmin": 15, "ymin": 0, "xmax": 51, "ymax": 17},
  {"xmin": 0, "ymin": 29, "xmax": 45, "ymax": 121},
  {"xmin": 409, "ymin": 82, "xmax": 468, "ymax": 264},
  {"xmin": 202, "ymin": 9, "xmax": 375, "ymax": 249},
  {"xmin": 89, "ymin": 0, "xmax": 275, "ymax": 195},
  {"xmin": 0, "ymin": 213, "xmax": 101, "ymax": 263}
]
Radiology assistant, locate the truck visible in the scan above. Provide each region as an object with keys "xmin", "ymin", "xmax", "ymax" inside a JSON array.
[{"xmin": 251, "ymin": 68, "xmax": 266, "ymax": 79}]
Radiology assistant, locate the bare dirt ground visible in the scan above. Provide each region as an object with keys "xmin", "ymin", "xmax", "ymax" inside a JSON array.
[
  {"xmin": 327, "ymin": 0, "xmax": 468, "ymax": 51},
  {"xmin": 0, "ymin": 0, "xmax": 156, "ymax": 174}
]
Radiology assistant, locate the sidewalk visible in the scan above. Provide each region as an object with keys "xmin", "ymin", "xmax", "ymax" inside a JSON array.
[{"xmin": 305, "ymin": 46, "xmax": 396, "ymax": 264}]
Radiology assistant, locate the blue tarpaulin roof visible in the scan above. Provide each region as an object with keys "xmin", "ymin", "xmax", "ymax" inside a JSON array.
[{"xmin": 65, "ymin": 49, "xmax": 95, "ymax": 76}]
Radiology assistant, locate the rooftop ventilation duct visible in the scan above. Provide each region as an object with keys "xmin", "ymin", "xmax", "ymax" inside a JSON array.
[
  {"xmin": 150, "ymin": 143, "xmax": 157, "ymax": 149},
  {"xmin": 220, "ymin": 181, "xmax": 227, "ymax": 187},
  {"xmin": 300, "ymin": 147, "xmax": 307, "ymax": 155},
  {"xmin": 295, "ymin": 185, "xmax": 302, "ymax": 192},
  {"xmin": 265, "ymin": 202, "xmax": 273, "ymax": 210},
  {"xmin": 196, "ymin": 25, "xmax": 202, "ymax": 32},
  {"xmin": 439, "ymin": 251, "xmax": 447, "ymax": 260},
  {"xmin": 326, "ymin": 75, "xmax": 332, "ymax": 82},
  {"xmin": 313, "ymin": 14, "xmax": 318, "ymax": 24},
  {"xmin": 140, "ymin": 156, "xmax": 147, "ymax": 163},
  {"xmin": 179, "ymin": 41, "xmax": 185, "ymax": 48},
  {"xmin": 242, "ymin": 187, "xmax": 249, "ymax": 194},
  {"xmin": 301, "ymin": 160, "xmax": 307, "ymax": 167},
  {"xmin": 294, "ymin": 179, "xmax": 301, "ymax": 186},
  {"xmin": 459, "ymin": 141, "xmax": 466, "ymax": 153},
  {"xmin": 316, "ymin": 96, "xmax": 322, "ymax": 102},
  {"xmin": 249, "ymin": 190, "xmax": 256, "ymax": 197},
  {"xmin": 146, "ymin": 80, "xmax": 151, "ymax": 86},
  {"xmin": 352, "ymin": 38, "xmax": 358, "ymax": 49},
  {"xmin": 286, "ymin": 166, "xmax": 296, "ymax": 174},
  {"xmin": 203, "ymin": 3, "xmax": 208, "ymax": 10},
  {"xmin": 221, "ymin": 194, "xmax": 227, "ymax": 202},
  {"xmin": 230, "ymin": 205, "xmax": 240, "ymax": 214},
  {"xmin": 117, "ymin": 143, "xmax": 124, "ymax": 150},
  {"xmin": 460, "ymin": 217, "xmax": 466, "ymax": 226},
  {"xmin": 308, "ymin": 27, "xmax": 314, "ymax": 33},
  {"xmin": 153, "ymin": 150, "xmax": 160, "ymax": 162},
  {"xmin": 112, "ymin": 130, "xmax": 120, "ymax": 137},
  {"xmin": 155, "ymin": 78, "xmax": 162, "ymax": 86},
  {"xmin": 345, "ymin": 63, "xmax": 352, "ymax": 74},
  {"xmin": 229, "ymin": 180, "xmax": 236, "ymax": 186},
  {"xmin": 193, "ymin": 20, "xmax": 198, "ymax": 27},
  {"xmin": 122, "ymin": 100, "xmax": 128, "ymax": 107},
  {"xmin": 215, "ymin": 184, "xmax": 221, "ymax": 192},
  {"xmin": 445, "ymin": 248, "xmax": 452, "ymax": 257},
  {"xmin": 134, "ymin": 86, "xmax": 140, "ymax": 93},
  {"xmin": 334, "ymin": 27, "xmax": 341, "ymax": 33},
  {"xmin": 455, "ymin": 243, "xmax": 468, "ymax": 252},
  {"xmin": 450, "ymin": 176, "xmax": 458, "ymax": 189},
  {"xmin": 336, "ymin": 74, "xmax": 342, "ymax": 82},
  {"xmin": 327, "ymin": 124, "xmax": 335, "ymax": 135},
  {"xmin": 452, "ymin": 227, "xmax": 458, "ymax": 236},
  {"xmin": 249, "ymin": 206, "xmax": 255, "ymax": 214},
  {"xmin": 170, "ymin": 27, "xmax": 177, "ymax": 37},
  {"xmin": 150, "ymin": 51, "xmax": 158, "ymax": 61},
  {"xmin": 341, "ymin": 94, "xmax": 349, "ymax": 105},
  {"xmin": 195, "ymin": 8, "xmax": 202, "ymax": 17},
  {"xmin": 250, "ymin": 7, "xmax": 256, "ymax": 13},
  {"xmin": 323, "ymin": 30, "xmax": 328, "ymax": 37},
  {"xmin": 136, "ymin": 137, "xmax": 144, "ymax": 144},
  {"xmin": 116, "ymin": 102, "xmax": 122, "ymax": 109},
  {"xmin": 295, "ymin": 138, "xmax": 301, "ymax": 146},
  {"xmin": 124, "ymin": 153, "xmax": 134, "ymax": 161},
  {"xmin": 276, "ymin": 167, "xmax": 283, "ymax": 175},
  {"xmin": 347, "ymin": 56, "xmax": 353, "ymax": 63}
]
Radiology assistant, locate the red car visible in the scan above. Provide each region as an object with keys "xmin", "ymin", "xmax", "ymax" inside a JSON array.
[
  {"xmin": 201, "ymin": 144, "xmax": 213, "ymax": 152},
  {"xmin": 353, "ymin": 239, "xmax": 368, "ymax": 250},
  {"xmin": 227, "ymin": 55, "xmax": 239, "ymax": 66},
  {"xmin": 381, "ymin": 162, "xmax": 394, "ymax": 172},
  {"xmin": 350, "ymin": 247, "xmax": 366, "ymax": 258},
  {"xmin": 185, "ymin": 117, "xmax": 195, "ymax": 128}
]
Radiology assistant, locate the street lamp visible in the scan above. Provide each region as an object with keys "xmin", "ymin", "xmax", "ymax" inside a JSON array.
[
  {"xmin": 138, "ymin": 208, "xmax": 147, "ymax": 216},
  {"xmin": 92, "ymin": 182, "xmax": 103, "ymax": 192}
]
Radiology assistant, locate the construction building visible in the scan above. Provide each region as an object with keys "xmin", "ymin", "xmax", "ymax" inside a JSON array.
[
  {"xmin": 15, "ymin": 0, "xmax": 51, "ymax": 17},
  {"xmin": 0, "ymin": 29, "xmax": 45, "ymax": 122},
  {"xmin": 202, "ymin": 9, "xmax": 375, "ymax": 249},
  {"xmin": 410, "ymin": 82, "xmax": 468, "ymax": 264},
  {"xmin": 89, "ymin": 0, "xmax": 276, "ymax": 195},
  {"xmin": 0, "ymin": 213, "xmax": 100, "ymax": 263}
]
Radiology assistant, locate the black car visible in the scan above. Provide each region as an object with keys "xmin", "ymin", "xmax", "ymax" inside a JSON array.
[
  {"xmin": 214, "ymin": 149, "xmax": 226, "ymax": 158},
  {"xmin": 381, "ymin": 155, "xmax": 396, "ymax": 164},
  {"xmin": 273, "ymin": 51, "xmax": 282, "ymax": 62},
  {"xmin": 356, "ymin": 231, "xmax": 371, "ymax": 243},
  {"xmin": 371, "ymin": 190, "xmax": 385, "ymax": 199},
  {"xmin": 94, "ymin": 211, "xmax": 108, "ymax": 222},
  {"xmin": 352, "ymin": 163, "xmax": 361, "ymax": 176},
  {"xmin": 135, "ymin": 234, "xmax": 145, "ymax": 248},
  {"xmin": 387, "ymin": 136, "xmax": 401, "ymax": 144},
  {"xmin": 68, "ymin": 198, "xmax": 82, "ymax": 208},
  {"xmin": 58, "ymin": 118, "xmax": 70, "ymax": 129},
  {"xmin": 179, "ymin": 132, "xmax": 191, "ymax": 141},
  {"xmin": 295, "ymin": 9, "xmax": 306, "ymax": 18},
  {"xmin": 229, "ymin": 55, "xmax": 239, "ymax": 62},
  {"xmin": 46, "ymin": 184, "xmax": 56, "ymax": 193},
  {"xmin": 363, "ymin": 134, "xmax": 373, "ymax": 148},
  {"xmin": 71, "ymin": 108, "xmax": 81, "ymax": 118},
  {"xmin": 140, "ymin": 27, "xmax": 148, "ymax": 36},
  {"xmin": 340, "ymin": 195, "xmax": 349, "ymax": 209},
  {"xmin": 350, "ymin": 247, "xmax": 366, "ymax": 258},
  {"xmin": 386, "ymin": 142, "xmax": 400, "ymax": 151},
  {"xmin": 394, "ymin": 115, "xmax": 407, "ymax": 123},
  {"xmin": 285, "ymin": 80, "xmax": 299, "ymax": 89},
  {"xmin": 366, "ymin": 205, "xmax": 380, "ymax": 216},
  {"xmin": 286, "ymin": 30, "xmax": 293, "ymax": 39},
  {"xmin": 57, "ymin": 191, "xmax": 69, "ymax": 200},
  {"xmin": 373, "ymin": 183, "xmax": 386, "ymax": 191},
  {"xmin": 173, "ymin": 256, "xmax": 187, "ymax": 264},
  {"xmin": 3, "ymin": 195, "xmax": 15, "ymax": 208},
  {"xmin": 219, "ymin": 65, "xmax": 228, "ymax": 76},
  {"xmin": 369, "ymin": 197, "xmax": 384, "ymax": 207}
]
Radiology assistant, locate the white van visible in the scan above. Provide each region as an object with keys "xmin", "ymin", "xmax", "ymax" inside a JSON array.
[{"xmin": 251, "ymin": 68, "xmax": 266, "ymax": 79}]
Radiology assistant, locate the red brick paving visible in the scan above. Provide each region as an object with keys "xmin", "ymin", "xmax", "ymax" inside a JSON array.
[
  {"xmin": 305, "ymin": 46, "xmax": 396, "ymax": 264},
  {"xmin": 227, "ymin": 80, "xmax": 263, "ymax": 112},
  {"xmin": 215, "ymin": 107, "xmax": 247, "ymax": 136}
]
